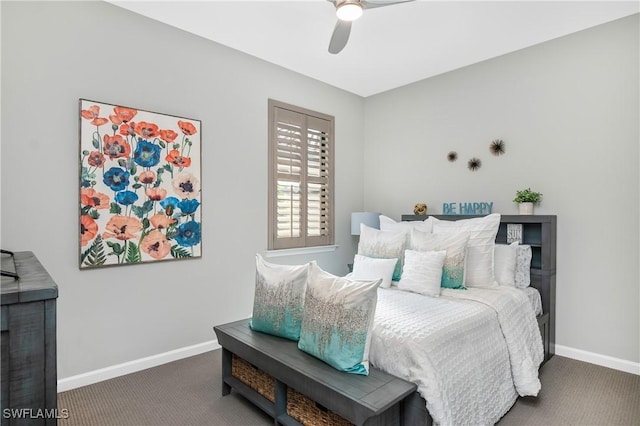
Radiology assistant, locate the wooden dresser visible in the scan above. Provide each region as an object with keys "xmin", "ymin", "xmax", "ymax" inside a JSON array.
[{"xmin": 1, "ymin": 251, "xmax": 58, "ymax": 425}]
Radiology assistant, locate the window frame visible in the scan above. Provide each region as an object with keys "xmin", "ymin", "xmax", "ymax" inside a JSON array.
[{"xmin": 268, "ymin": 99, "xmax": 335, "ymax": 250}]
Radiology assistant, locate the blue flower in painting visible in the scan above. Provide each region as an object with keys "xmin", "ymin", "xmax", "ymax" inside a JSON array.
[
  {"xmin": 103, "ymin": 167, "xmax": 130, "ymax": 192},
  {"xmin": 178, "ymin": 199, "xmax": 200, "ymax": 215},
  {"xmin": 115, "ymin": 190, "xmax": 138, "ymax": 206},
  {"xmin": 133, "ymin": 140, "xmax": 161, "ymax": 167},
  {"xmin": 160, "ymin": 196, "xmax": 180, "ymax": 215},
  {"xmin": 175, "ymin": 221, "xmax": 201, "ymax": 247}
]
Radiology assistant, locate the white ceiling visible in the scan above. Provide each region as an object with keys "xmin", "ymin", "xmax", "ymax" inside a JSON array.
[{"xmin": 108, "ymin": 1, "xmax": 639, "ymax": 97}]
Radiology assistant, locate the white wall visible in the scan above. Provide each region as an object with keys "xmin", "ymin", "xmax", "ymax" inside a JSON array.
[
  {"xmin": 364, "ymin": 15, "xmax": 639, "ymax": 364},
  {"xmin": 0, "ymin": 1, "xmax": 365, "ymax": 379}
]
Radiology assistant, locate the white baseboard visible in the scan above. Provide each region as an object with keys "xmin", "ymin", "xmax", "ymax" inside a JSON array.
[
  {"xmin": 58, "ymin": 339, "xmax": 638, "ymax": 392},
  {"xmin": 58, "ymin": 339, "xmax": 220, "ymax": 392},
  {"xmin": 555, "ymin": 344, "xmax": 640, "ymax": 375}
]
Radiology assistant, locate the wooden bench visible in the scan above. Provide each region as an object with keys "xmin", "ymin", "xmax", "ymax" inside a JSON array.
[{"xmin": 214, "ymin": 319, "xmax": 417, "ymax": 426}]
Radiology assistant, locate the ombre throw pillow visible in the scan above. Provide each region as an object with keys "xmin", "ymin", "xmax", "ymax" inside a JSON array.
[
  {"xmin": 410, "ymin": 229, "xmax": 470, "ymax": 290},
  {"xmin": 250, "ymin": 254, "xmax": 310, "ymax": 341},
  {"xmin": 357, "ymin": 224, "xmax": 406, "ymax": 281},
  {"xmin": 298, "ymin": 263, "xmax": 381, "ymax": 375}
]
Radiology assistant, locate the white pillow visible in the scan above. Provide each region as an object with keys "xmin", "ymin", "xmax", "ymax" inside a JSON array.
[
  {"xmin": 379, "ymin": 215, "xmax": 433, "ymax": 233},
  {"xmin": 494, "ymin": 242, "xmax": 519, "ymax": 287},
  {"xmin": 357, "ymin": 224, "xmax": 406, "ymax": 281},
  {"xmin": 410, "ymin": 229, "xmax": 469, "ymax": 290},
  {"xmin": 351, "ymin": 254, "xmax": 397, "ymax": 289},
  {"xmin": 515, "ymin": 245, "xmax": 533, "ymax": 288},
  {"xmin": 432, "ymin": 213, "xmax": 501, "ymax": 288},
  {"xmin": 397, "ymin": 249, "xmax": 446, "ymax": 297}
]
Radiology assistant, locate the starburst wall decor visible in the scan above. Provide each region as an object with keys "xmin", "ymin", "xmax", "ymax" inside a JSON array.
[
  {"xmin": 79, "ymin": 99, "xmax": 202, "ymax": 269},
  {"xmin": 490, "ymin": 139, "xmax": 506, "ymax": 156},
  {"xmin": 467, "ymin": 157, "xmax": 482, "ymax": 171},
  {"xmin": 447, "ymin": 138, "xmax": 506, "ymax": 172}
]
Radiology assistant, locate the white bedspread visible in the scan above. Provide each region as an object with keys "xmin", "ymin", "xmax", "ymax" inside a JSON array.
[{"xmin": 370, "ymin": 286, "xmax": 543, "ymax": 426}]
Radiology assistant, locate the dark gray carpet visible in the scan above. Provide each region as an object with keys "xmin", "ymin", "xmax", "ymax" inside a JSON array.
[{"xmin": 58, "ymin": 350, "xmax": 639, "ymax": 425}]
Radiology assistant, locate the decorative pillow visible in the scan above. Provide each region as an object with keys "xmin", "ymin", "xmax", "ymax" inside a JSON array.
[
  {"xmin": 298, "ymin": 263, "xmax": 381, "ymax": 375},
  {"xmin": 351, "ymin": 254, "xmax": 397, "ymax": 289},
  {"xmin": 357, "ymin": 224, "xmax": 406, "ymax": 281},
  {"xmin": 410, "ymin": 229, "xmax": 469, "ymax": 289},
  {"xmin": 250, "ymin": 254, "xmax": 310, "ymax": 341},
  {"xmin": 494, "ymin": 242, "xmax": 519, "ymax": 287},
  {"xmin": 379, "ymin": 214, "xmax": 434, "ymax": 233},
  {"xmin": 397, "ymin": 249, "xmax": 446, "ymax": 297},
  {"xmin": 515, "ymin": 245, "xmax": 533, "ymax": 288},
  {"xmin": 432, "ymin": 213, "xmax": 501, "ymax": 288}
]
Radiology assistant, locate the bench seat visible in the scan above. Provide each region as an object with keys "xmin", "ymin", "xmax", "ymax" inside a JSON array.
[{"xmin": 214, "ymin": 319, "xmax": 417, "ymax": 426}]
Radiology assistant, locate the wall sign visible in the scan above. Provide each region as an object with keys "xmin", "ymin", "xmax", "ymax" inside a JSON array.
[
  {"xmin": 507, "ymin": 224, "xmax": 523, "ymax": 243},
  {"xmin": 442, "ymin": 202, "xmax": 493, "ymax": 215}
]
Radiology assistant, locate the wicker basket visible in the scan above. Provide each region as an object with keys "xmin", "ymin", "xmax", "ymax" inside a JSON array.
[
  {"xmin": 231, "ymin": 354, "xmax": 275, "ymax": 402},
  {"xmin": 287, "ymin": 388, "xmax": 353, "ymax": 426}
]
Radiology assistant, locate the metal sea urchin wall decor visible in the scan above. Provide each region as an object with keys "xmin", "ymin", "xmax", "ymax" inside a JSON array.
[{"xmin": 490, "ymin": 139, "xmax": 505, "ymax": 156}]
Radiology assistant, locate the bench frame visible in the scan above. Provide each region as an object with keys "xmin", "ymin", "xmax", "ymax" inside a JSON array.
[{"xmin": 214, "ymin": 319, "xmax": 417, "ymax": 426}]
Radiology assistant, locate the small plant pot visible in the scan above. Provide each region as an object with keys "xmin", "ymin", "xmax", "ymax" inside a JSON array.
[{"xmin": 518, "ymin": 202, "xmax": 534, "ymax": 215}]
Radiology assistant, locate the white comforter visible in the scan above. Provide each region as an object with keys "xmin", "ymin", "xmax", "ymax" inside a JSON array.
[{"xmin": 370, "ymin": 286, "xmax": 543, "ymax": 426}]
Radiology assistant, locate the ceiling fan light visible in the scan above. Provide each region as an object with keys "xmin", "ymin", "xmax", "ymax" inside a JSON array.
[{"xmin": 336, "ymin": 2, "xmax": 363, "ymax": 21}]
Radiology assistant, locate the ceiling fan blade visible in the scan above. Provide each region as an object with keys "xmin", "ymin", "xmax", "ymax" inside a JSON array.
[
  {"xmin": 361, "ymin": 0, "xmax": 414, "ymax": 10},
  {"xmin": 328, "ymin": 20, "xmax": 352, "ymax": 54}
]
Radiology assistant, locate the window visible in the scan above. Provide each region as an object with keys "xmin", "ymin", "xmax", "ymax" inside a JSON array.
[{"xmin": 268, "ymin": 99, "xmax": 334, "ymax": 250}]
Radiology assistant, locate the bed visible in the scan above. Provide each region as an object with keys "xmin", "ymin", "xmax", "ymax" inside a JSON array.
[
  {"xmin": 218, "ymin": 214, "xmax": 557, "ymax": 426},
  {"xmin": 361, "ymin": 214, "xmax": 557, "ymax": 425}
]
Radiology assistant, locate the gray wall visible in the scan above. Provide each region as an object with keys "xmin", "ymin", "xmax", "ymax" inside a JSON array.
[
  {"xmin": 1, "ymin": 1, "xmax": 364, "ymax": 379},
  {"xmin": 364, "ymin": 15, "xmax": 639, "ymax": 363},
  {"xmin": 2, "ymin": 1, "xmax": 638, "ymax": 380}
]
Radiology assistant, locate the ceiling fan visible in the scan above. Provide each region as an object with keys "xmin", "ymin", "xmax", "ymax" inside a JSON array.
[{"xmin": 327, "ymin": 0, "xmax": 414, "ymax": 54}]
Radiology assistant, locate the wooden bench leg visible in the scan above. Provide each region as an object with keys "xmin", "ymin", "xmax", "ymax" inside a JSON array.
[{"xmin": 221, "ymin": 348, "xmax": 232, "ymax": 396}]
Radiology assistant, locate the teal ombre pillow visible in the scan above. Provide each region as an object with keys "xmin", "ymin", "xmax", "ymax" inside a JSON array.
[
  {"xmin": 410, "ymin": 229, "xmax": 469, "ymax": 290},
  {"xmin": 250, "ymin": 254, "xmax": 310, "ymax": 341},
  {"xmin": 298, "ymin": 263, "xmax": 381, "ymax": 375},
  {"xmin": 357, "ymin": 224, "xmax": 406, "ymax": 282}
]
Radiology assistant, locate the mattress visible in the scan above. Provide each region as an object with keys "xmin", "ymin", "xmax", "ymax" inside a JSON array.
[{"xmin": 370, "ymin": 286, "xmax": 544, "ymax": 426}]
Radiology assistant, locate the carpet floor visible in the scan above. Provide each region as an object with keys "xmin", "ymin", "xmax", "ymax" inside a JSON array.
[{"xmin": 58, "ymin": 350, "xmax": 640, "ymax": 425}]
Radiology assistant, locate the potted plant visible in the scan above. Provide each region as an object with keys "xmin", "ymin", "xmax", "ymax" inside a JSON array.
[{"xmin": 513, "ymin": 188, "xmax": 542, "ymax": 214}]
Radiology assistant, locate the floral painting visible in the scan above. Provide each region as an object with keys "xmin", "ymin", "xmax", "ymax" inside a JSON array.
[{"xmin": 79, "ymin": 99, "xmax": 202, "ymax": 268}]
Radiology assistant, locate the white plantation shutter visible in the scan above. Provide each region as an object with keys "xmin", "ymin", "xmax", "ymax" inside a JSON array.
[{"xmin": 269, "ymin": 100, "xmax": 334, "ymax": 250}]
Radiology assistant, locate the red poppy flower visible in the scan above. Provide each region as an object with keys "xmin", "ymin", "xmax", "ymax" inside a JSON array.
[
  {"xmin": 119, "ymin": 121, "xmax": 136, "ymax": 137},
  {"xmin": 103, "ymin": 134, "xmax": 132, "ymax": 159},
  {"xmin": 80, "ymin": 215, "xmax": 98, "ymax": 246},
  {"xmin": 109, "ymin": 106, "xmax": 138, "ymax": 124},
  {"xmin": 165, "ymin": 149, "xmax": 192, "ymax": 168},
  {"xmin": 81, "ymin": 105, "xmax": 100, "ymax": 120},
  {"xmin": 81, "ymin": 188, "xmax": 110, "ymax": 209},
  {"xmin": 81, "ymin": 105, "xmax": 108, "ymax": 126},
  {"xmin": 87, "ymin": 151, "xmax": 106, "ymax": 167},
  {"xmin": 135, "ymin": 121, "xmax": 160, "ymax": 139},
  {"xmin": 178, "ymin": 120, "xmax": 197, "ymax": 136},
  {"xmin": 160, "ymin": 129, "xmax": 178, "ymax": 143}
]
